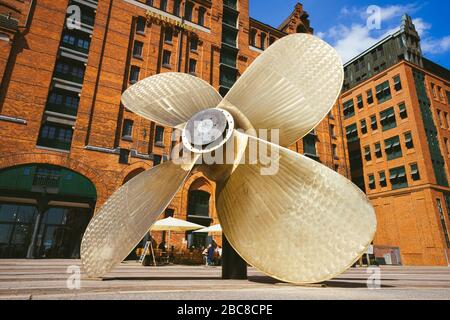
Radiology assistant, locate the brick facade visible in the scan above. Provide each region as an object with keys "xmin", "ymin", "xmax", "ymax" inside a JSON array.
[
  {"xmin": 339, "ymin": 60, "xmax": 450, "ymax": 266},
  {"xmin": 0, "ymin": 0, "xmax": 348, "ymax": 257}
]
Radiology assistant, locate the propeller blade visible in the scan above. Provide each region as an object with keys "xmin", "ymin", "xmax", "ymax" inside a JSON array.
[
  {"xmin": 122, "ymin": 72, "xmax": 222, "ymax": 127},
  {"xmin": 216, "ymin": 131, "xmax": 376, "ymax": 284},
  {"xmin": 81, "ymin": 157, "xmax": 197, "ymax": 278},
  {"xmin": 219, "ymin": 34, "xmax": 344, "ymax": 147}
]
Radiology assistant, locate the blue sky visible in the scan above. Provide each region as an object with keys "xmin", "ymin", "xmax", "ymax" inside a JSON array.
[{"xmin": 250, "ymin": 1, "xmax": 450, "ymax": 69}]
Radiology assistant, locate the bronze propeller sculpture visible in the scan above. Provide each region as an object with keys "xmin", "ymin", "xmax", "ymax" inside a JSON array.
[{"xmin": 80, "ymin": 34, "xmax": 377, "ymax": 284}]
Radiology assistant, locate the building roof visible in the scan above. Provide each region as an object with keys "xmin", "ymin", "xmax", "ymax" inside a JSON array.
[{"xmin": 423, "ymin": 58, "xmax": 450, "ymax": 82}]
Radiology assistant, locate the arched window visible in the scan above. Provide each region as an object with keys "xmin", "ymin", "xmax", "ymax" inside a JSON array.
[
  {"xmin": 198, "ymin": 7, "xmax": 206, "ymax": 26},
  {"xmin": 250, "ymin": 29, "xmax": 257, "ymax": 47}
]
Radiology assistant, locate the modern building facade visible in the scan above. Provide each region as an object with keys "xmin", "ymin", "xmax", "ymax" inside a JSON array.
[
  {"xmin": 339, "ymin": 15, "xmax": 450, "ymax": 266},
  {"xmin": 0, "ymin": 0, "xmax": 348, "ymax": 259}
]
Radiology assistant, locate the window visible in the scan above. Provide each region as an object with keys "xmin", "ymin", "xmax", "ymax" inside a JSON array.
[
  {"xmin": 343, "ymin": 99, "xmax": 355, "ymax": 119},
  {"xmin": 431, "ymin": 83, "xmax": 437, "ymax": 98},
  {"xmin": 185, "ymin": 1, "xmax": 194, "ymax": 21},
  {"xmin": 376, "ymin": 80, "xmax": 392, "ymax": 103},
  {"xmin": 446, "ymin": 90, "xmax": 450, "ymax": 105},
  {"xmin": 367, "ymin": 89, "xmax": 374, "ymax": 104},
  {"xmin": 438, "ymin": 86, "xmax": 444, "ymax": 100},
  {"xmin": 385, "ymin": 136, "xmax": 402, "ymax": 160},
  {"xmin": 160, "ymin": 0, "xmax": 167, "ymax": 11},
  {"xmin": 379, "ymin": 171, "xmax": 387, "ymax": 187},
  {"xmin": 269, "ymin": 36, "xmax": 276, "ymax": 46},
  {"xmin": 360, "ymin": 120, "xmax": 367, "ymax": 134},
  {"xmin": 404, "ymin": 132, "xmax": 414, "ymax": 149},
  {"xmin": 133, "ymin": 41, "xmax": 143, "ymax": 58},
  {"xmin": 162, "ymin": 50, "xmax": 171, "ymax": 67},
  {"xmin": 374, "ymin": 142, "xmax": 382, "ymax": 158},
  {"xmin": 444, "ymin": 112, "xmax": 449, "ymax": 128},
  {"xmin": 445, "ymin": 137, "xmax": 450, "ymax": 155},
  {"xmin": 303, "ymin": 135, "xmax": 317, "ymax": 157},
  {"xmin": 357, "ymin": 95, "xmax": 364, "ymax": 109},
  {"xmin": 155, "ymin": 126, "xmax": 165, "ymax": 145},
  {"xmin": 122, "ymin": 120, "xmax": 133, "ymax": 140},
  {"xmin": 62, "ymin": 32, "xmax": 90, "ymax": 52},
  {"xmin": 55, "ymin": 62, "xmax": 85, "ymax": 83},
  {"xmin": 393, "ymin": 75, "xmax": 402, "ymax": 91},
  {"xmin": 47, "ymin": 90, "xmax": 79, "ymax": 116},
  {"xmin": 164, "ymin": 28, "xmax": 173, "ymax": 43},
  {"xmin": 332, "ymin": 144, "xmax": 338, "ymax": 159},
  {"xmin": 345, "ymin": 124, "xmax": 358, "ymax": 142},
  {"xmin": 260, "ymin": 33, "xmax": 267, "ymax": 50},
  {"xmin": 190, "ymin": 37, "xmax": 198, "ymax": 51},
  {"xmin": 189, "ymin": 59, "xmax": 197, "ymax": 75},
  {"xmin": 188, "ymin": 190, "xmax": 210, "ymax": 217},
  {"xmin": 380, "ymin": 107, "xmax": 397, "ymax": 131},
  {"xmin": 153, "ymin": 155, "xmax": 162, "ymax": 166},
  {"xmin": 410, "ymin": 163, "xmax": 420, "ymax": 181},
  {"xmin": 445, "ymin": 196, "xmax": 450, "ymax": 221},
  {"xmin": 223, "ymin": 9, "xmax": 238, "ymax": 27},
  {"xmin": 399, "ymin": 102, "xmax": 408, "ymax": 119},
  {"xmin": 389, "ymin": 166, "xmax": 408, "ymax": 190},
  {"xmin": 371, "ymin": 50, "xmax": 378, "ymax": 61},
  {"xmin": 222, "ymin": 27, "xmax": 238, "ymax": 47},
  {"xmin": 437, "ymin": 199, "xmax": 450, "ymax": 248},
  {"xmin": 119, "ymin": 148, "xmax": 130, "ymax": 164},
  {"xmin": 173, "ymin": 0, "xmax": 181, "ymax": 16},
  {"xmin": 368, "ymin": 174, "xmax": 375, "ymax": 190},
  {"xmin": 436, "ymin": 109, "xmax": 443, "ymax": 128},
  {"xmin": 129, "ymin": 66, "xmax": 140, "ymax": 83},
  {"xmin": 250, "ymin": 29, "xmax": 257, "ymax": 47},
  {"xmin": 146, "ymin": 0, "xmax": 153, "ymax": 5},
  {"xmin": 330, "ymin": 124, "xmax": 336, "ymax": 138},
  {"xmin": 37, "ymin": 123, "xmax": 73, "ymax": 150},
  {"xmin": 198, "ymin": 7, "xmax": 206, "ymax": 26},
  {"xmin": 371, "ymin": 115, "xmax": 378, "ymax": 131},
  {"xmin": 136, "ymin": 16, "xmax": 146, "ymax": 34},
  {"xmin": 364, "ymin": 146, "xmax": 371, "ymax": 161}
]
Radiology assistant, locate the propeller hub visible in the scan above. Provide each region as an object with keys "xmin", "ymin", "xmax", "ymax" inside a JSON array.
[{"xmin": 182, "ymin": 108, "xmax": 234, "ymax": 153}]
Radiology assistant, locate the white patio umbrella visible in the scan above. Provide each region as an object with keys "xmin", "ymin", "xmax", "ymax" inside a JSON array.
[
  {"xmin": 194, "ymin": 224, "xmax": 222, "ymax": 235},
  {"xmin": 151, "ymin": 217, "xmax": 204, "ymax": 252}
]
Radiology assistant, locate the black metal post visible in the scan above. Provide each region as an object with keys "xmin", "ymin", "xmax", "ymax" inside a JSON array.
[{"xmin": 222, "ymin": 235, "xmax": 247, "ymax": 280}]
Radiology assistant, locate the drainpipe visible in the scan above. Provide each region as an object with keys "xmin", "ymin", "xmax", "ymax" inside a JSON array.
[{"xmin": 177, "ymin": 1, "xmax": 187, "ymax": 72}]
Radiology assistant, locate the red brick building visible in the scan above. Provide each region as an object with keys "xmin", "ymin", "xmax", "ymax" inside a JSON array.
[
  {"xmin": 0, "ymin": 1, "xmax": 348, "ymax": 259},
  {"xmin": 338, "ymin": 15, "xmax": 450, "ymax": 266}
]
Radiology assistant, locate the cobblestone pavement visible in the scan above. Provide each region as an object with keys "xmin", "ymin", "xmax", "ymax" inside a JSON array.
[{"xmin": 0, "ymin": 260, "xmax": 449, "ymax": 300}]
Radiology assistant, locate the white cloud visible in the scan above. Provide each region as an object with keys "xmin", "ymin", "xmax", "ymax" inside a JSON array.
[
  {"xmin": 422, "ymin": 36, "xmax": 450, "ymax": 54},
  {"xmin": 317, "ymin": 3, "xmax": 450, "ymax": 62},
  {"xmin": 331, "ymin": 24, "xmax": 386, "ymax": 63},
  {"xmin": 377, "ymin": 4, "xmax": 421, "ymax": 21},
  {"xmin": 412, "ymin": 18, "xmax": 431, "ymax": 37}
]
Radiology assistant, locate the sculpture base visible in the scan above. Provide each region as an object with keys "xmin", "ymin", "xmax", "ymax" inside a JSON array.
[{"xmin": 222, "ymin": 235, "xmax": 247, "ymax": 280}]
